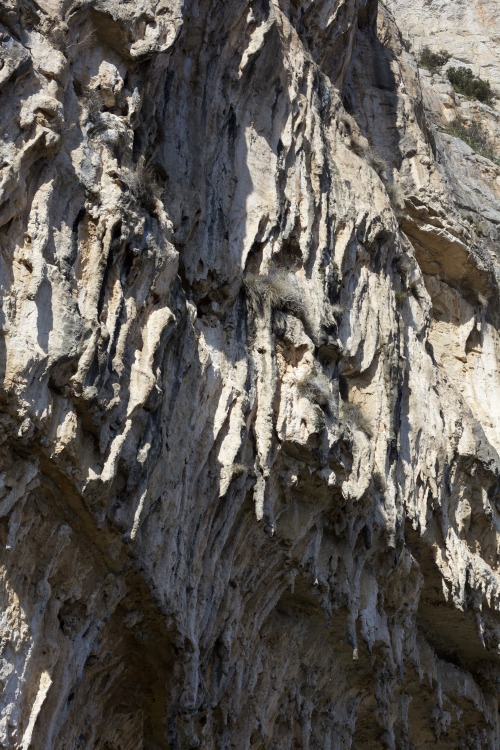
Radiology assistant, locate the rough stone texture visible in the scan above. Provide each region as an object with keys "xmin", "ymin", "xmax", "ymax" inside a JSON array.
[
  {"xmin": 386, "ymin": 0, "xmax": 500, "ymax": 91},
  {"xmin": 0, "ymin": 0, "xmax": 499, "ymax": 748}
]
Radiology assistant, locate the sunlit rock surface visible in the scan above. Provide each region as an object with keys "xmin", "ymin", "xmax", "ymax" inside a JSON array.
[
  {"xmin": 386, "ymin": 0, "xmax": 500, "ymax": 90},
  {"xmin": 0, "ymin": 0, "xmax": 499, "ymax": 747}
]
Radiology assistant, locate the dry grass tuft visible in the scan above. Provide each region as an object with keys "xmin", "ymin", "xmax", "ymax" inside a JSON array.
[
  {"xmin": 244, "ymin": 268, "xmax": 306, "ymax": 318},
  {"xmin": 340, "ymin": 401, "xmax": 373, "ymax": 437},
  {"xmin": 125, "ymin": 157, "xmax": 162, "ymax": 213},
  {"xmin": 297, "ymin": 371, "xmax": 335, "ymax": 413}
]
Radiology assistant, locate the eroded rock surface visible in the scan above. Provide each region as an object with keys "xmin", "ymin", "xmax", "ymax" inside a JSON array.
[
  {"xmin": 386, "ymin": 0, "xmax": 500, "ymax": 90},
  {"xmin": 0, "ymin": 0, "xmax": 499, "ymax": 747}
]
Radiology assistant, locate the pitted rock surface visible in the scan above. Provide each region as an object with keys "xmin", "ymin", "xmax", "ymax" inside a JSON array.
[{"xmin": 0, "ymin": 0, "xmax": 499, "ymax": 748}]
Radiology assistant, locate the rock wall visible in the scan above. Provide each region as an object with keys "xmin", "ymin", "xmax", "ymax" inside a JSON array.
[
  {"xmin": 0, "ymin": 0, "xmax": 499, "ymax": 747},
  {"xmin": 386, "ymin": 0, "xmax": 500, "ymax": 90}
]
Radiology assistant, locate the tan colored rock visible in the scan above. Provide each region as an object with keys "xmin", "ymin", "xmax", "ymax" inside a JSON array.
[
  {"xmin": 386, "ymin": 0, "xmax": 500, "ymax": 91},
  {"xmin": 0, "ymin": 0, "xmax": 499, "ymax": 747}
]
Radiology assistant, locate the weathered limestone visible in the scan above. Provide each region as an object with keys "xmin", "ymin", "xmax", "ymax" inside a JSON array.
[
  {"xmin": 0, "ymin": 0, "xmax": 499, "ymax": 747},
  {"xmin": 386, "ymin": 0, "xmax": 500, "ymax": 91}
]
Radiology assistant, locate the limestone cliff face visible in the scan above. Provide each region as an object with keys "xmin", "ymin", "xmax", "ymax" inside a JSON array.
[
  {"xmin": 0, "ymin": 0, "xmax": 499, "ymax": 747},
  {"xmin": 386, "ymin": 0, "xmax": 500, "ymax": 90}
]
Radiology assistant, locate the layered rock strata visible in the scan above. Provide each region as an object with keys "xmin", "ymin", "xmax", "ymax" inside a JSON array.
[{"xmin": 0, "ymin": 0, "xmax": 499, "ymax": 747}]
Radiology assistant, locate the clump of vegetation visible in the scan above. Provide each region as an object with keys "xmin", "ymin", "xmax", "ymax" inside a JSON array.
[
  {"xmin": 472, "ymin": 217, "xmax": 490, "ymax": 238},
  {"xmin": 447, "ymin": 67, "xmax": 494, "ymax": 104},
  {"xmin": 372, "ymin": 471, "xmax": 387, "ymax": 494},
  {"xmin": 245, "ymin": 268, "xmax": 319, "ymax": 344},
  {"xmin": 17, "ymin": 0, "xmax": 40, "ymax": 28},
  {"xmin": 340, "ymin": 401, "xmax": 373, "ymax": 438},
  {"xmin": 125, "ymin": 157, "xmax": 162, "ymax": 212},
  {"xmin": 83, "ymin": 87, "xmax": 103, "ymax": 121},
  {"xmin": 338, "ymin": 110, "xmax": 356, "ymax": 136},
  {"xmin": 402, "ymin": 38, "xmax": 412, "ymax": 53},
  {"xmin": 346, "ymin": 130, "xmax": 387, "ymax": 176},
  {"xmin": 445, "ymin": 117, "xmax": 499, "ymax": 165},
  {"xmin": 344, "ymin": 122, "xmax": 388, "ymax": 181},
  {"xmin": 394, "ymin": 290, "xmax": 408, "ymax": 307},
  {"xmin": 385, "ymin": 181, "xmax": 405, "ymax": 212},
  {"xmin": 418, "ymin": 46, "xmax": 450, "ymax": 74},
  {"xmin": 271, "ymin": 308, "xmax": 288, "ymax": 338},
  {"xmin": 366, "ymin": 148, "xmax": 386, "ymax": 176},
  {"xmin": 244, "ymin": 269, "xmax": 306, "ymax": 318},
  {"xmin": 329, "ymin": 302, "xmax": 344, "ymax": 317},
  {"xmin": 231, "ymin": 463, "xmax": 250, "ymax": 477},
  {"xmin": 297, "ymin": 371, "xmax": 335, "ymax": 414}
]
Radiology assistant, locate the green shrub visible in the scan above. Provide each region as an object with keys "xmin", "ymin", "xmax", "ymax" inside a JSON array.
[
  {"xmin": 445, "ymin": 118, "xmax": 499, "ymax": 165},
  {"xmin": 419, "ymin": 46, "xmax": 450, "ymax": 73},
  {"xmin": 447, "ymin": 67, "xmax": 494, "ymax": 104}
]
